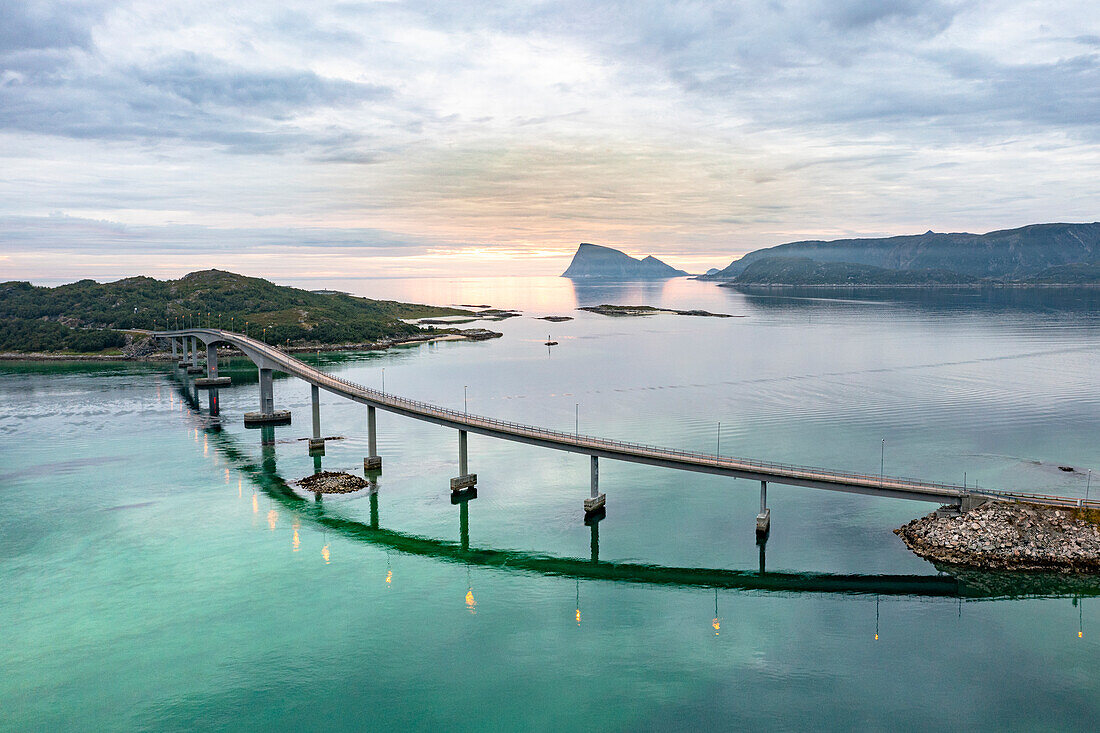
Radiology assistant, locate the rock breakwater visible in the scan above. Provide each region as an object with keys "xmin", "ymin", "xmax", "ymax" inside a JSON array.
[{"xmin": 896, "ymin": 502, "xmax": 1100, "ymax": 572}]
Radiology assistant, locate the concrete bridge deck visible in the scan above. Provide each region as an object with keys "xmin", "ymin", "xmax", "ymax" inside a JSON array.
[{"xmin": 156, "ymin": 328, "xmax": 1096, "ymax": 510}]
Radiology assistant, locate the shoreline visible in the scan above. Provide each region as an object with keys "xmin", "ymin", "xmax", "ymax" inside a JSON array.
[
  {"xmin": 711, "ymin": 281, "xmax": 1100, "ymax": 289},
  {"xmin": 0, "ymin": 328, "xmax": 501, "ymax": 362}
]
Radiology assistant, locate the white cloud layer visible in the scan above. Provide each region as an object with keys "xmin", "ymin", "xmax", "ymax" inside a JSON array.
[{"xmin": 2, "ymin": 0, "xmax": 1098, "ymax": 280}]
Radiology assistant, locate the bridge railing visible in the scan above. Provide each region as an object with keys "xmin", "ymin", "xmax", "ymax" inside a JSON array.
[
  {"xmin": 236, "ymin": 331, "xmax": 974, "ymax": 493},
  {"xmin": 160, "ymin": 329, "xmax": 1099, "ymax": 506}
]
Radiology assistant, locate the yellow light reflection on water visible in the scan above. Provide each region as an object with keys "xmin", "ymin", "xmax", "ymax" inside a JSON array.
[
  {"xmin": 267, "ymin": 509, "xmax": 278, "ymax": 531},
  {"xmin": 224, "ymin": 468, "xmax": 230, "ymax": 484},
  {"xmin": 203, "ymin": 435, "xmax": 208, "ymax": 457},
  {"xmin": 238, "ymin": 478, "xmax": 242, "ymax": 497},
  {"xmin": 252, "ymin": 493, "xmax": 258, "ymax": 514},
  {"xmin": 575, "ymin": 609, "xmax": 581, "ymax": 626},
  {"xmin": 292, "ymin": 519, "xmax": 300, "ymax": 552},
  {"xmin": 874, "ymin": 634, "xmax": 879, "ymax": 641},
  {"xmin": 713, "ymin": 618, "xmax": 720, "ymax": 636},
  {"xmin": 385, "ymin": 570, "xmax": 392, "ymax": 584},
  {"xmin": 322, "ymin": 544, "xmax": 331, "ymax": 564},
  {"xmin": 465, "ymin": 588, "xmax": 477, "ymax": 614}
]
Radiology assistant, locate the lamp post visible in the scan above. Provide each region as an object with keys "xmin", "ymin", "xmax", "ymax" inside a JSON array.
[
  {"xmin": 464, "ymin": 385, "xmax": 468, "ymax": 416},
  {"xmin": 381, "ymin": 368, "xmax": 385, "ymax": 396},
  {"xmin": 1087, "ymin": 469, "xmax": 1093, "ymax": 503},
  {"xmin": 717, "ymin": 421, "xmax": 721, "ymax": 465},
  {"xmin": 575, "ymin": 403, "xmax": 579, "ymax": 440},
  {"xmin": 880, "ymin": 438, "xmax": 885, "ymax": 484}
]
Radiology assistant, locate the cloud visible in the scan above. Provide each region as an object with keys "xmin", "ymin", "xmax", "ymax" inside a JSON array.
[
  {"xmin": 1, "ymin": 0, "xmax": 1099, "ymax": 278},
  {"xmin": 0, "ymin": 0, "xmax": 107, "ymax": 53},
  {"xmin": 0, "ymin": 214, "xmax": 445, "ymax": 254}
]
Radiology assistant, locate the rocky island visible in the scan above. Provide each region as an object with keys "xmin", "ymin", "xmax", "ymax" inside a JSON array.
[
  {"xmin": 298, "ymin": 471, "xmax": 370, "ymax": 494},
  {"xmin": 562, "ymin": 243, "xmax": 687, "ymax": 279},
  {"xmin": 897, "ymin": 501, "xmax": 1100, "ymax": 572},
  {"xmin": 579, "ymin": 304, "xmax": 737, "ymax": 318}
]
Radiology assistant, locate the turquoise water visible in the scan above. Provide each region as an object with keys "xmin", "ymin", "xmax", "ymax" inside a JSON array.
[{"xmin": 3, "ymin": 279, "xmax": 1100, "ymax": 730}]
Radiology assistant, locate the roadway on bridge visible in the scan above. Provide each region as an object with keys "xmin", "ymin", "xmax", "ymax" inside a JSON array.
[{"xmin": 158, "ymin": 328, "xmax": 1093, "ymax": 509}]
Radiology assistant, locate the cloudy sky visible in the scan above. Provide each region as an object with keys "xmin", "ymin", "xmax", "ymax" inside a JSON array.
[{"xmin": 2, "ymin": 0, "xmax": 1099, "ymax": 282}]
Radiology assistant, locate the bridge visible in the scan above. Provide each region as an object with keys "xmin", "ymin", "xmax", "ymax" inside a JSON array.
[{"xmin": 157, "ymin": 328, "xmax": 1098, "ymax": 533}]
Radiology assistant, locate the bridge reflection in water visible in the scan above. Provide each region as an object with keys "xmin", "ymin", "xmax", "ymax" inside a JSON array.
[{"xmin": 174, "ymin": 378, "xmax": 1100, "ymax": 603}]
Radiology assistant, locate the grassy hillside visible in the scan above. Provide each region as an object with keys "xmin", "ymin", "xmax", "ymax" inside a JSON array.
[{"xmin": 0, "ymin": 270, "xmax": 469, "ymax": 353}]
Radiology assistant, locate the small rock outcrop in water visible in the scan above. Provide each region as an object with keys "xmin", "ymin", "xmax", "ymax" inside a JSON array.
[
  {"xmin": 298, "ymin": 471, "xmax": 369, "ymax": 494},
  {"xmin": 896, "ymin": 502, "xmax": 1100, "ymax": 572},
  {"xmin": 578, "ymin": 304, "xmax": 736, "ymax": 318}
]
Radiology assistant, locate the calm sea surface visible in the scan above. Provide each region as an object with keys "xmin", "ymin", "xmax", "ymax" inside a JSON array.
[{"xmin": 3, "ymin": 277, "xmax": 1100, "ymax": 730}]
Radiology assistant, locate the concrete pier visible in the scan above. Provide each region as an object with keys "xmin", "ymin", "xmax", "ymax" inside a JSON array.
[
  {"xmin": 450, "ymin": 429, "xmax": 477, "ymax": 491},
  {"xmin": 194, "ymin": 344, "xmax": 231, "ymax": 387},
  {"xmin": 244, "ymin": 367, "xmax": 291, "ymax": 426},
  {"xmin": 364, "ymin": 405, "xmax": 382, "ymax": 472},
  {"xmin": 185, "ymin": 337, "xmax": 202, "ymax": 372},
  {"xmin": 176, "ymin": 338, "xmax": 188, "ymax": 368},
  {"xmin": 756, "ymin": 480, "xmax": 771, "ymax": 536},
  {"xmin": 171, "ymin": 338, "xmax": 178, "ymax": 360},
  {"xmin": 308, "ymin": 384, "xmax": 325, "ymax": 453},
  {"xmin": 584, "ymin": 455, "xmax": 606, "ymax": 514}
]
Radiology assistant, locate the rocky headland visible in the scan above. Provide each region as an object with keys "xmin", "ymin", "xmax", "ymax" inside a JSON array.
[{"xmin": 896, "ymin": 501, "xmax": 1100, "ymax": 572}]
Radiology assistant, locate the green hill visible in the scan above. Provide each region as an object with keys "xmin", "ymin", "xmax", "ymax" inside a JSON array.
[{"xmin": 0, "ymin": 269, "xmax": 469, "ymax": 353}]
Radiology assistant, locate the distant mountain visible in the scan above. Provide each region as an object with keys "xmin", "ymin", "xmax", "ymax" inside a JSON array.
[
  {"xmin": 702, "ymin": 223, "xmax": 1100, "ymax": 281},
  {"xmin": 731, "ymin": 257, "xmax": 978, "ymax": 285},
  {"xmin": 562, "ymin": 243, "xmax": 687, "ymax": 279}
]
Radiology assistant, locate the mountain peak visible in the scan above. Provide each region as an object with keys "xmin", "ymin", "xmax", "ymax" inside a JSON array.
[{"xmin": 562, "ymin": 244, "xmax": 687, "ymax": 279}]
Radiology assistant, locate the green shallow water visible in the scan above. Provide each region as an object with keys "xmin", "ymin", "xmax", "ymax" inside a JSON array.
[{"xmin": 2, "ymin": 279, "xmax": 1100, "ymax": 731}]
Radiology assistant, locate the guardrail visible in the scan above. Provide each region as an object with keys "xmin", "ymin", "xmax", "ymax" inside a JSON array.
[{"xmin": 157, "ymin": 329, "xmax": 1100, "ymax": 508}]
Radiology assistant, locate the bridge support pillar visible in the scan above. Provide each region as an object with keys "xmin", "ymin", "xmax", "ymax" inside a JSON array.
[
  {"xmin": 244, "ymin": 367, "xmax": 291, "ymax": 426},
  {"xmin": 364, "ymin": 405, "xmax": 382, "ymax": 472},
  {"xmin": 184, "ymin": 336, "xmax": 204, "ymax": 373},
  {"xmin": 584, "ymin": 455, "xmax": 606, "ymax": 514},
  {"xmin": 171, "ymin": 338, "xmax": 178, "ymax": 360},
  {"xmin": 177, "ymin": 337, "xmax": 188, "ymax": 369},
  {"xmin": 185, "ymin": 337, "xmax": 202, "ymax": 373},
  {"xmin": 756, "ymin": 480, "xmax": 771, "ymax": 536},
  {"xmin": 195, "ymin": 344, "xmax": 231, "ymax": 387},
  {"xmin": 308, "ymin": 384, "xmax": 325, "ymax": 453},
  {"xmin": 450, "ymin": 429, "xmax": 476, "ymax": 492}
]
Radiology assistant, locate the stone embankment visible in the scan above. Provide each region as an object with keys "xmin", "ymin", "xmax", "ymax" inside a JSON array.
[
  {"xmin": 298, "ymin": 471, "xmax": 369, "ymax": 494},
  {"xmin": 896, "ymin": 501, "xmax": 1100, "ymax": 572}
]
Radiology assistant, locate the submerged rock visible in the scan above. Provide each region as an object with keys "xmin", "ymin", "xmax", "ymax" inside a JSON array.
[{"xmin": 896, "ymin": 502, "xmax": 1100, "ymax": 572}]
